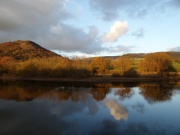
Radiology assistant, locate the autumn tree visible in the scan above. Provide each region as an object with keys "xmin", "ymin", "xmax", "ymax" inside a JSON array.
[
  {"xmin": 72, "ymin": 57, "xmax": 91, "ymax": 70},
  {"xmin": 0, "ymin": 56, "xmax": 17, "ymax": 75},
  {"xmin": 91, "ymin": 57, "xmax": 109, "ymax": 74},
  {"xmin": 139, "ymin": 52, "xmax": 172, "ymax": 73},
  {"xmin": 16, "ymin": 57, "xmax": 91, "ymax": 78},
  {"xmin": 113, "ymin": 55, "xmax": 133, "ymax": 73}
]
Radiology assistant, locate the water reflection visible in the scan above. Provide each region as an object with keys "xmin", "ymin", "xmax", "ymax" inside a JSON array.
[
  {"xmin": 132, "ymin": 103, "xmax": 145, "ymax": 114},
  {"xmin": 0, "ymin": 82, "xmax": 175, "ymax": 104},
  {"xmin": 114, "ymin": 88, "xmax": 134, "ymax": 100},
  {"xmin": 89, "ymin": 84, "xmax": 110, "ymax": 101},
  {"xmin": 104, "ymin": 99, "xmax": 128, "ymax": 120},
  {"xmin": 0, "ymin": 81, "xmax": 180, "ymax": 135},
  {"xmin": 139, "ymin": 83, "xmax": 174, "ymax": 104}
]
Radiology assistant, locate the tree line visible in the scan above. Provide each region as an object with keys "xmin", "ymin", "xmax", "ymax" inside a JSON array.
[
  {"xmin": 88, "ymin": 52, "xmax": 174, "ymax": 77},
  {"xmin": 0, "ymin": 52, "xmax": 176, "ymax": 78}
]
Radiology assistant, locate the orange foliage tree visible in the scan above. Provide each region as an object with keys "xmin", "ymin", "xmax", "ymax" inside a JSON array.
[
  {"xmin": 0, "ymin": 56, "xmax": 17, "ymax": 75},
  {"xmin": 113, "ymin": 55, "xmax": 133, "ymax": 73},
  {"xmin": 15, "ymin": 57, "xmax": 91, "ymax": 78},
  {"xmin": 91, "ymin": 57, "xmax": 109, "ymax": 74},
  {"xmin": 139, "ymin": 52, "xmax": 172, "ymax": 73}
]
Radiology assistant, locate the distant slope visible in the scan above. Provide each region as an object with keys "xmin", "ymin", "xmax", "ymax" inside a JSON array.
[
  {"xmin": 166, "ymin": 52, "xmax": 180, "ymax": 60},
  {"xmin": 1, "ymin": 40, "xmax": 180, "ymax": 62},
  {"xmin": 0, "ymin": 40, "xmax": 61, "ymax": 61},
  {"xmin": 105, "ymin": 52, "xmax": 180, "ymax": 60},
  {"xmin": 82, "ymin": 52, "xmax": 180, "ymax": 61}
]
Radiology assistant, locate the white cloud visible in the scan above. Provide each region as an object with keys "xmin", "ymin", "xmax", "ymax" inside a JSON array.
[
  {"xmin": 105, "ymin": 99, "xmax": 128, "ymax": 121},
  {"xmin": 104, "ymin": 21, "xmax": 128, "ymax": 42}
]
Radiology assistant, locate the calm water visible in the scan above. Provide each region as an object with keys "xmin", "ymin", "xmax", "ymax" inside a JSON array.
[{"xmin": 0, "ymin": 81, "xmax": 180, "ymax": 135}]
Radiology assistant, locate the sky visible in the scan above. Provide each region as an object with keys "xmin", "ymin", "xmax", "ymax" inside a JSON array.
[{"xmin": 0, "ymin": 0, "xmax": 180, "ymax": 58}]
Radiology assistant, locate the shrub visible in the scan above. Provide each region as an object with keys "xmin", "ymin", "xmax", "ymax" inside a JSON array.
[
  {"xmin": 111, "ymin": 73, "xmax": 121, "ymax": 78},
  {"xmin": 123, "ymin": 69, "xmax": 139, "ymax": 77}
]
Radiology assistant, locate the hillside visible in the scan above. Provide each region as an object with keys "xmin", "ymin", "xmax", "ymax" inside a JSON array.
[
  {"xmin": 1, "ymin": 40, "xmax": 180, "ymax": 61},
  {"xmin": 0, "ymin": 40, "xmax": 92, "ymax": 78},
  {"xmin": 0, "ymin": 40, "xmax": 180, "ymax": 78},
  {"xmin": 0, "ymin": 40, "xmax": 61, "ymax": 61},
  {"xmin": 81, "ymin": 52, "xmax": 180, "ymax": 62}
]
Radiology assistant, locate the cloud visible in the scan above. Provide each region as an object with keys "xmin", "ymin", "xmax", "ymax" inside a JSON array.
[
  {"xmin": 107, "ymin": 45, "xmax": 134, "ymax": 53},
  {"xmin": 0, "ymin": 0, "xmax": 103, "ymax": 54},
  {"xmin": 132, "ymin": 28, "xmax": 145, "ymax": 39},
  {"xmin": 164, "ymin": 0, "xmax": 180, "ymax": 9},
  {"xmin": 89, "ymin": 0, "xmax": 151, "ymax": 20},
  {"xmin": 0, "ymin": 0, "xmax": 70, "ymax": 31},
  {"xmin": 102, "ymin": 12, "xmax": 119, "ymax": 21},
  {"xmin": 89, "ymin": 0, "xmax": 180, "ymax": 21},
  {"xmin": 168, "ymin": 47, "xmax": 180, "ymax": 52},
  {"xmin": 49, "ymin": 24, "xmax": 102, "ymax": 54},
  {"xmin": 0, "ymin": 0, "xmax": 72, "ymax": 42},
  {"xmin": 104, "ymin": 21, "xmax": 128, "ymax": 42},
  {"xmin": 105, "ymin": 99, "xmax": 128, "ymax": 120}
]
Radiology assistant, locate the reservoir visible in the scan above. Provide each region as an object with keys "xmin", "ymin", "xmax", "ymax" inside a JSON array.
[{"xmin": 0, "ymin": 81, "xmax": 180, "ymax": 135}]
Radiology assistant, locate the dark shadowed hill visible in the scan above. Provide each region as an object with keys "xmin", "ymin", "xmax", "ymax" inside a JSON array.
[{"xmin": 0, "ymin": 40, "xmax": 61, "ymax": 61}]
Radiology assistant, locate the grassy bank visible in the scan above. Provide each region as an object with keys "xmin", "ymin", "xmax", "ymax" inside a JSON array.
[{"xmin": 1, "ymin": 75, "xmax": 180, "ymax": 83}]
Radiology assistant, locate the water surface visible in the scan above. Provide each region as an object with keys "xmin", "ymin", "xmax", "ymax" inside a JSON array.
[{"xmin": 0, "ymin": 81, "xmax": 180, "ymax": 135}]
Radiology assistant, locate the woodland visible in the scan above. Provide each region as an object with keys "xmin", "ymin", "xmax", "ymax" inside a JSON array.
[{"xmin": 0, "ymin": 40, "xmax": 180, "ymax": 79}]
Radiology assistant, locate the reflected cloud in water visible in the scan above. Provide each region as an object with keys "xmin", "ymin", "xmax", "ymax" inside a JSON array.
[
  {"xmin": 104, "ymin": 99, "xmax": 128, "ymax": 121},
  {"xmin": 49, "ymin": 95, "xmax": 99, "ymax": 117},
  {"xmin": 132, "ymin": 103, "xmax": 145, "ymax": 114}
]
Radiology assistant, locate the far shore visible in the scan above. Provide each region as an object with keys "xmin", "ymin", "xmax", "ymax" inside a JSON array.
[{"xmin": 1, "ymin": 75, "xmax": 180, "ymax": 83}]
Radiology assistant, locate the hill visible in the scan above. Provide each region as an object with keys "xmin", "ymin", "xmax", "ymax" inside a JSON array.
[
  {"xmin": 0, "ymin": 40, "xmax": 92, "ymax": 78},
  {"xmin": 166, "ymin": 52, "xmax": 180, "ymax": 61},
  {"xmin": 81, "ymin": 52, "xmax": 180, "ymax": 62},
  {"xmin": 0, "ymin": 40, "xmax": 180, "ymax": 78},
  {"xmin": 0, "ymin": 40, "xmax": 60, "ymax": 61}
]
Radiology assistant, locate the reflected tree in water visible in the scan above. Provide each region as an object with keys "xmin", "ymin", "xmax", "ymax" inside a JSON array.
[
  {"xmin": 70, "ymin": 91, "xmax": 89, "ymax": 102},
  {"xmin": 43, "ymin": 87, "xmax": 90, "ymax": 102},
  {"xmin": 89, "ymin": 84, "xmax": 110, "ymax": 101},
  {"xmin": 0, "ymin": 81, "xmax": 180, "ymax": 135},
  {"xmin": 0, "ymin": 82, "xmax": 50, "ymax": 101},
  {"xmin": 0, "ymin": 82, "xmax": 175, "ymax": 104},
  {"xmin": 0, "ymin": 82, "xmax": 111, "ymax": 102},
  {"xmin": 56, "ymin": 90, "xmax": 72, "ymax": 100},
  {"xmin": 114, "ymin": 88, "xmax": 134, "ymax": 100},
  {"xmin": 139, "ymin": 83, "xmax": 174, "ymax": 104}
]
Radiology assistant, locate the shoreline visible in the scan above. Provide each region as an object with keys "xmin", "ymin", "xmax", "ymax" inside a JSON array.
[{"xmin": 0, "ymin": 76, "xmax": 180, "ymax": 83}]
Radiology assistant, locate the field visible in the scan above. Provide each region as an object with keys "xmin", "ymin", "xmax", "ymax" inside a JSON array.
[{"xmin": 172, "ymin": 62, "xmax": 180, "ymax": 72}]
